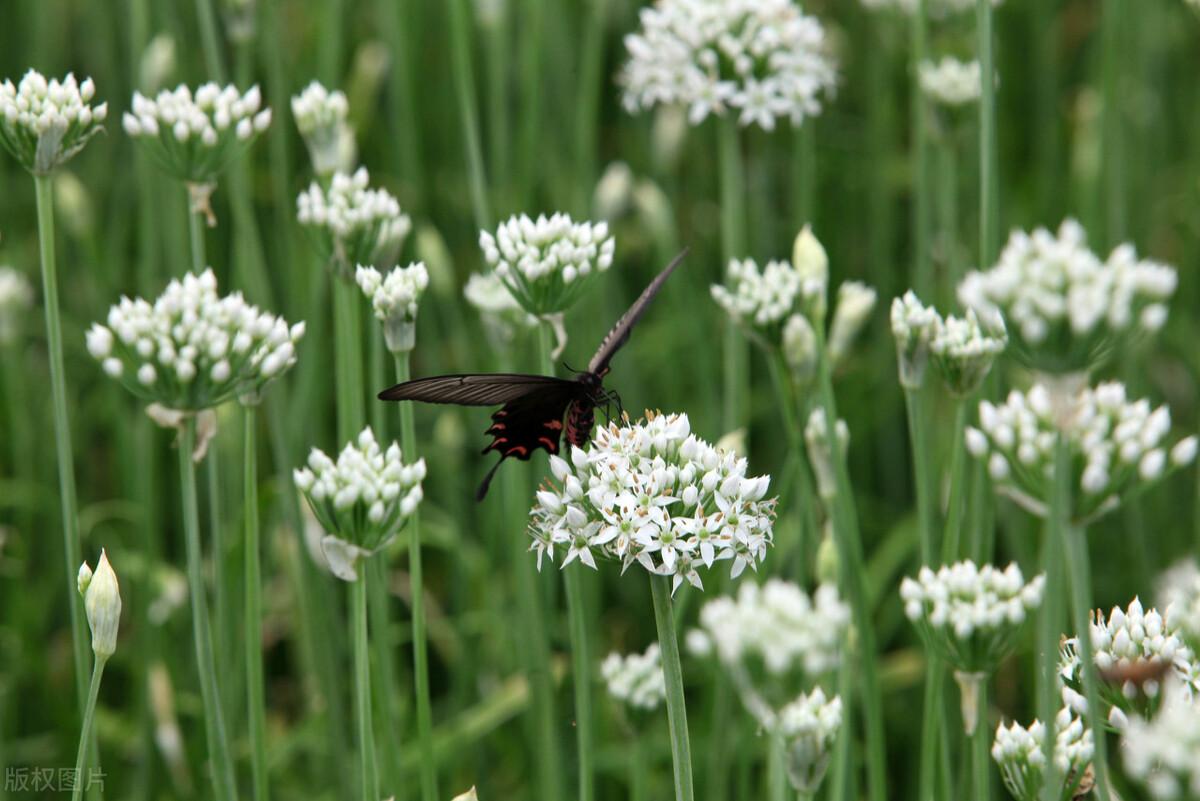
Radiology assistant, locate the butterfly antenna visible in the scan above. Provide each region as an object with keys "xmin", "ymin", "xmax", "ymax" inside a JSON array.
[
  {"xmin": 475, "ymin": 457, "xmax": 506, "ymax": 502},
  {"xmin": 561, "ymin": 361, "xmax": 579, "ymax": 374}
]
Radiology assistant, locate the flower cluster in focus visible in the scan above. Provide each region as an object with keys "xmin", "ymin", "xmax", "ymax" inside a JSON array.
[
  {"xmin": 297, "ymin": 167, "xmax": 411, "ymax": 276},
  {"xmin": 966, "ymin": 382, "xmax": 1197, "ymax": 522},
  {"xmin": 600, "ymin": 643, "xmax": 666, "ymax": 712},
  {"xmin": 992, "ymin": 707, "xmax": 1094, "ymax": 801},
  {"xmin": 87, "ymin": 269, "xmax": 304, "ymax": 409},
  {"xmin": 123, "ymin": 83, "xmax": 271, "ymax": 183},
  {"xmin": 620, "ymin": 0, "xmax": 837, "ymax": 130},
  {"xmin": 1, "ymin": 70, "xmax": 107, "ymax": 174},
  {"xmin": 957, "ymin": 219, "xmax": 1176, "ymax": 373},
  {"xmin": 293, "ymin": 428, "xmax": 425, "ymax": 581},
  {"xmin": 478, "ymin": 213, "xmax": 614, "ymax": 316},
  {"xmin": 527, "ymin": 412, "xmax": 776, "ymax": 593},
  {"xmin": 918, "ymin": 57, "xmax": 982, "ymax": 106},
  {"xmin": 356, "ymin": 262, "xmax": 429, "ymax": 352},
  {"xmin": 291, "ymin": 80, "xmax": 355, "ymax": 177}
]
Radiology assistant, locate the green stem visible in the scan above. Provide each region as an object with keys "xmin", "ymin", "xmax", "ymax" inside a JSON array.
[
  {"xmin": 650, "ymin": 573, "xmax": 695, "ymax": 801},
  {"xmin": 717, "ymin": 117, "xmax": 747, "ymax": 436},
  {"xmin": 351, "ymin": 573, "xmax": 378, "ymax": 801},
  {"xmin": 179, "ymin": 418, "xmax": 237, "ymax": 801},
  {"xmin": 243, "ymin": 406, "xmax": 269, "ymax": 801},
  {"xmin": 333, "ymin": 278, "xmax": 366, "ymax": 442},
  {"xmin": 941, "ymin": 402, "xmax": 969, "ymax": 563},
  {"xmin": 904, "ymin": 387, "xmax": 937, "ymax": 564},
  {"xmin": 767, "ymin": 735, "xmax": 786, "ymax": 801},
  {"xmin": 393, "ymin": 351, "xmax": 438, "ymax": 801},
  {"xmin": 973, "ymin": 681, "xmax": 990, "ymax": 801},
  {"xmin": 936, "ymin": 136, "xmax": 960, "ymax": 304},
  {"xmin": 912, "ymin": 0, "xmax": 932, "ymax": 296},
  {"xmin": 193, "ymin": 0, "xmax": 227, "ymax": 83},
  {"xmin": 917, "ymin": 659, "xmax": 944, "ymax": 801},
  {"xmin": 1037, "ymin": 470, "xmax": 1066, "ymax": 801},
  {"xmin": 516, "ymin": 0, "xmax": 545, "ymax": 207},
  {"xmin": 630, "ymin": 734, "xmax": 649, "ymax": 801},
  {"xmin": 977, "ymin": 0, "xmax": 998, "ymax": 270},
  {"xmin": 574, "ymin": 0, "xmax": 605, "ymax": 216},
  {"xmin": 71, "ymin": 660, "xmax": 106, "ymax": 801},
  {"xmin": 765, "ymin": 353, "xmax": 817, "ymax": 577},
  {"xmin": 564, "ymin": 566, "xmax": 595, "ymax": 801},
  {"xmin": 187, "ymin": 187, "xmax": 208, "ymax": 273},
  {"xmin": 1100, "ymin": 0, "xmax": 1126, "ymax": 246},
  {"xmin": 447, "ymin": 0, "xmax": 492, "ymax": 231},
  {"xmin": 33, "ymin": 174, "xmax": 88, "ymax": 711}
]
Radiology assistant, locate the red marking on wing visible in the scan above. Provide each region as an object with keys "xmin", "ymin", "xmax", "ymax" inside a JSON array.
[
  {"xmin": 538, "ymin": 436, "xmax": 558, "ymax": 451},
  {"xmin": 508, "ymin": 445, "xmax": 529, "ymax": 457},
  {"xmin": 544, "ymin": 420, "xmax": 563, "ymax": 430}
]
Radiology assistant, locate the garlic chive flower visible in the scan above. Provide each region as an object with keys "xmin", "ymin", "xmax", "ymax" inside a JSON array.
[
  {"xmin": 123, "ymin": 83, "xmax": 271, "ymax": 183},
  {"xmin": 463, "ymin": 271, "xmax": 538, "ymax": 342},
  {"xmin": 1157, "ymin": 561, "xmax": 1200, "ymax": 651},
  {"xmin": 77, "ymin": 550, "xmax": 122, "ymax": 660},
  {"xmin": 826, "ymin": 281, "xmax": 877, "ymax": 368},
  {"xmin": 930, "ymin": 309, "xmax": 1007, "ymax": 397},
  {"xmin": 293, "ymin": 427, "xmax": 425, "ymax": 582},
  {"xmin": 86, "ymin": 269, "xmax": 304, "ymax": 409},
  {"xmin": 1121, "ymin": 684, "xmax": 1200, "ymax": 800},
  {"xmin": 0, "ymin": 266, "xmax": 34, "ymax": 345},
  {"xmin": 805, "ymin": 408, "xmax": 849, "ymax": 501},
  {"xmin": 527, "ymin": 412, "xmax": 776, "ymax": 593},
  {"xmin": 478, "ymin": 212, "xmax": 614, "ymax": 316},
  {"xmin": 965, "ymin": 382, "xmax": 1196, "ymax": 523},
  {"xmin": 0, "ymin": 70, "xmax": 107, "ymax": 174},
  {"xmin": 890, "ymin": 291, "xmax": 940, "ymax": 389},
  {"xmin": 711, "ymin": 258, "xmax": 802, "ymax": 342},
  {"xmin": 777, "ymin": 689, "xmax": 843, "ymax": 795},
  {"xmin": 290, "ymin": 80, "xmax": 355, "ymax": 177},
  {"xmin": 957, "ymin": 219, "xmax": 1177, "ymax": 373},
  {"xmin": 619, "ymin": 0, "xmax": 837, "ymax": 131},
  {"xmin": 919, "ymin": 57, "xmax": 982, "ymax": 106},
  {"xmin": 901, "ymin": 561, "xmax": 1045, "ymax": 674},
  {"xmin": 992, "ymin": 708, "xmax": 1094, "ymax": 801},
  {"xmin": 297, "ymin": 167, "xmax": 411, "ymax": 278},
  {"xmin": 600, "ymin": 643, "xmax": 666, "ymax": 712},
  {"xmin": 355, "ymin": 262, "xmax": 429, "ymax": 353},
  {"xmin": 792, "ymin": 226, "xmax": 829, "ymax": 325}
]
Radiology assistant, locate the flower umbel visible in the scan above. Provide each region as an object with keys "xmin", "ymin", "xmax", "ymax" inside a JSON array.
[
  {"xmin": 527, "ymin": 412, "xmax": 775, "ymax": 593},
  {"xmin": 600, "ymin": 643, "xmax": 666, "ymax": 712},
  {"xmin": 297, "ymin": 167, "xmax": 411, "ymax": 277},
  {"xmin": 355, "ymin": 262, "xmax": 429, "ymax": 352},
  {"xmin": 293, "ymin": 427, "xmax": 425, "ymax": 581},
  {"xmin": 0, "ymin": 70, "xmax": 107, "ymax": 174},
  {"xmin": 77, "ymin": 550, "xmax": 122, "ymax": 660},
  {"xmin": 87, "ymin": 269, "xmax": 304, "ymax": 409},
  {"xmin": 777, "ymin": 689, "xmax": 843, "ymax": 794},
  {"xmin": 919, "ymin": 57, "xmax": 982, "ymax": 106},
  {"xmin": 992, "ymin": 708, "xmax": 1094, "ymax": 801},
  {"xmin": 929, "ymin": 308, "xmax": 1007, "ymax": 397},
  {"xmin": 290, "ymin": 80, "xmax": 355, "ymax": 177}
]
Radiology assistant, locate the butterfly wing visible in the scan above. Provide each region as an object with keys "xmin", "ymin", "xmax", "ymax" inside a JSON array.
[
  {"xmin": 475, "ymin": 381, "xmax": 585, "ymax": 500},
  {"xmin": 587, "ymin": 248, "xmax": 688, "ymax": 375},
  {"xmin": 378, "ymin": 373, "xmax": 574, "ymax": 405}
]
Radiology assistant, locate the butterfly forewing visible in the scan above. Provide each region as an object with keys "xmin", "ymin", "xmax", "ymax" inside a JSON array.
[
  {"xmin": 587, "ymin": 249, "xmax": 688, "ymax": 374},
  {"xmin": 378, "ymin": 373, "xmax": 575, "ymax": 405}
]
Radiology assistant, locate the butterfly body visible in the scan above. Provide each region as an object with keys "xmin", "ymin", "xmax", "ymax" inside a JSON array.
[{"xmin": 379, "ymin": 250, "xmax": 686, "ymax": 499}]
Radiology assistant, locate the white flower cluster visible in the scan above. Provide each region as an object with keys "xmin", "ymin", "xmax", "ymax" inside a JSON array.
[
  {"xmin": 901, "ymin": 561, "xmax": 1045, "ymax": 672},
  {"xmin": 87, "ymin": 269, "xmax": 304, "ymax": 409},
  {"xmin": 463, "ymin": 271, "xmax": 538, "ymax": 342},
  {"xmin": 992, "ymin": 707, "xmax": 1094, "ymax": 801},
  {"xmin": 527, "ymin": 412, "xmax": 776, "ymax": 593},
  {"xmin": 966, "ymin": 382, "xmax": 1197, "ymax": 522},
  {"xmin": 297, "ymin": 168, "xmax": 411, "ymax": 276},
  {"xmin": 293, "ymin": 427, "xmax": 425, "ymax": 581},
  {"xmin": 777, "ymin": 689, "xmax": 843, "ymax": 794},
  {"xmin": 890, "ymin": 291, "xmax": 1006, "ymax": 395},
  {"xmin": 711, "ymin": 259, "xmax": 802, "ymax": 332},
  {"xmin": 860, "ymin": 0, "xmax": 1003, "ymax": 18},
  {"xmin": 620, "ymin": 0, "xmax": 837, "ymax": 131},
  {"xmin": 957, "ymin": 219, "xmax": 1177, "ymax": 372},
  {"xmin": 1158, "ymin": 561, "xmax": 1200, "ymax": 651},
  {"xmin": 290, "ymin": 81, "xmax": 355, "ymax": 177},
  {"xmin": 355, "ymin": 262, "xmax": 429, "ymax": 352},
  {"xmin": 123, "ymin": 83, "xmax": 271, "ymax": 182},
  {"xmin": 600, "ymin": 643, "xmax": 666, "ymax": 711},
  {"xmin": 478, "ymin": 213, "xmax": 614, "ymax": 316},
  {"xmin": 0, "ymin": 70, "xmax": 107, "ymax": 174},
  {"xmin": 1121, "ymin": 686, "xmax": 1200, "ymax": 800},
  {"xmin": 0, "ymin": 266, "xmax": 34, "ymax": 344},
  {"xmin": 919, "ymin": 57, "xmax": 982, "ymax": 106},
  {"xmin": 691, "ymin": 580, "xmax": 849, "ymax": 679}
]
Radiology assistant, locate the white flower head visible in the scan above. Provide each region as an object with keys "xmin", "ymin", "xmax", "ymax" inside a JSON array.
[
  {"xmin": 970, "ymin": 382, "xmax": 1194, "ymax": 523},
  {"xmin": 0, "ymin": 70, "xmax": 108, "ymax": 174},
  {"xmin": 620, "ymin": 0, "xmax": 838, "ymax": 131},
  {"xmin": 777, "ymin": 689, "xmax": 843, "ymax": 794},
  {"xmin": 1121, "ymin": 682, "xmax": 1200, "ymax": 801},
  {"xmin": 600, "ymin": 643, "xmax": 666, "ymax": 712},
  {"xmin": 124, "ymin": 82, "xmax": 270, "ymax": 183},
  {"xmin": 297, "ymin": 167, "xmax": 411, "ymax": 278},
  {"xmin": 711, "ymin": 258, "xmax": 802, "ymax": 342},
  {"xmin": 992, "ymin": 707, "xmax": 1093, "ymax": 801},
  {"xmin": 78, "ymin": 549, "xmax": 122, "ymax": 659},
  {"xmin": 355, "ymin": 262, "xmax": 429, "ymax": 352},
  {"xmin": 291, "ymin": 81, "xmax": 356, "ymax": 177},
  {"xmin": 957, "ymin": 219, "xmax": 1177, "ymax": 373},
  {"xmin": 479, "ymin": 212, "xmax": 614, "ymax": 316},
  {"xmin": 900, "ymin": 560, "xmax": 1045, "ymax": 673},
  {"xmin": 527, "ymin": 411, "xmax": 776, "ymax": 593},
  {"xmin": 919, "ymin": 57, "xmax": 982, "ymax": 106},
  {"xmin": 890, "ymin": 291, "xmax": 940, "ymax": 389},
  {"xmin": 929, "ymin": 308, "xmax": 1007, "ymax": 397},
  {"xmin": 88, "ymin": 269, "xmax": 304, "ymax": 409},
  {"xmin": 0, "ymin": 266, "xmax": 35, "ymax": 344},
  {"xmin": 293, "ymin": 427, "xmax": 425, "ymax": 581}
]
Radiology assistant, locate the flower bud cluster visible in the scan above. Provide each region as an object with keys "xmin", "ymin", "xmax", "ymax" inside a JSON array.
[
  {"xmin": 123, "ymin": 83, "xmax": 270, "ymax": 182},
  {"xmin": 600, "ymin": 643, "xmax": 666, "ymax": 711},
  {"xmin": 527, "ymin": 412, "xmax": 776, "ymax": 594},
  {"xmin": 992, "ymin": 707, "xmax": 1094, "ymax": 801},
  {"xmin": 0, "ymin": 70, "xmax": 107, "ymax": 174},
  {"xmin": 777, "ymin": 689, "xmax": 843, "ymax": 794},
  {"xmin": 87, "ymin": 269, "xmax": 304, "ymax": 409},
  {"xmin": 478, "ymin": 213, "xmax": 614, "ymax": 316},
  {"xmin": 619, "ymin": 0, "xmax": 837, "ymax": 131},
  {"xmin": 293, "ymin": 427, "xmax": 425, "ymax": 581},
  {"xmin": 890, "ymin": 290, "xmax": 1006, "ymax": 395},
  {"xmin": 918, "ymin": 57, "xmax": 982, "ymax": 106},
  {"xmin": 901, "ymin": 561, "xmax": 1045, "ymax": 673},
  {"xmin": 890, "ymin": 291, "xmax": 941, "ymax": 388},
  {"xmin": 291, "ymin": 81, "xmax": 355, "ymax": 177},
  {"xmin": 297, "ymin": 167, "xmax": 411, "ymax": 277},
  {"xmin": 355, "ymin": 262, "xmax": 429, "ymax": 352},
  {"xmin": 965, "ymin": 382, "xmax": 1197, "ymax": 522},
  {"xmin": 957, "ymin": 219, "xmax": 1176, "ymax": 373},
  {"xmin": 0, "ymin": 266, "xmax": 34, "ymax": 345},
  {"xmin": 78, "ymin": 550, "xmax": 122, "ymax": 660},
  {"xmin": 1121, "ymin": 685, "xmax": 1200, "ymax": 801}
]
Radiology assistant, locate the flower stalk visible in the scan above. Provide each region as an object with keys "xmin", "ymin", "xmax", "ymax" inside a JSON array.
[
  {"xmin": 351, "ymin": 571, "xmax": 378, "ymax": 801},
  {"xmin": 650, "ymin": 573, "xmax": 695, "ymax": 801},
  {"xmin": 243, "ymin": 406, "xmax": 269, "ymax": 801}
]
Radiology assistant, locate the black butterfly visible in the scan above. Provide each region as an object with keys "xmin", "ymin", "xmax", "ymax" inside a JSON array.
[{"xmin": 379, "ymin": 250, "xmax": 688, "ymax": 500}]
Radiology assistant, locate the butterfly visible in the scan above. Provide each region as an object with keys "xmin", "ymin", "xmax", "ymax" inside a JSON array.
[{"xmin": 379, "ymin": 249, "xmax": 688, "ymax": 500}]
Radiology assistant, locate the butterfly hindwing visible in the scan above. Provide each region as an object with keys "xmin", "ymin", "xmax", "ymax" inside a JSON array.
[
  {"xmin": 482, "ymin": 382, "xmax": 583, "ymax": 461},
  {"xmin": 587, "ymin": 249, "xmax": 688, "ymax": 374}
]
